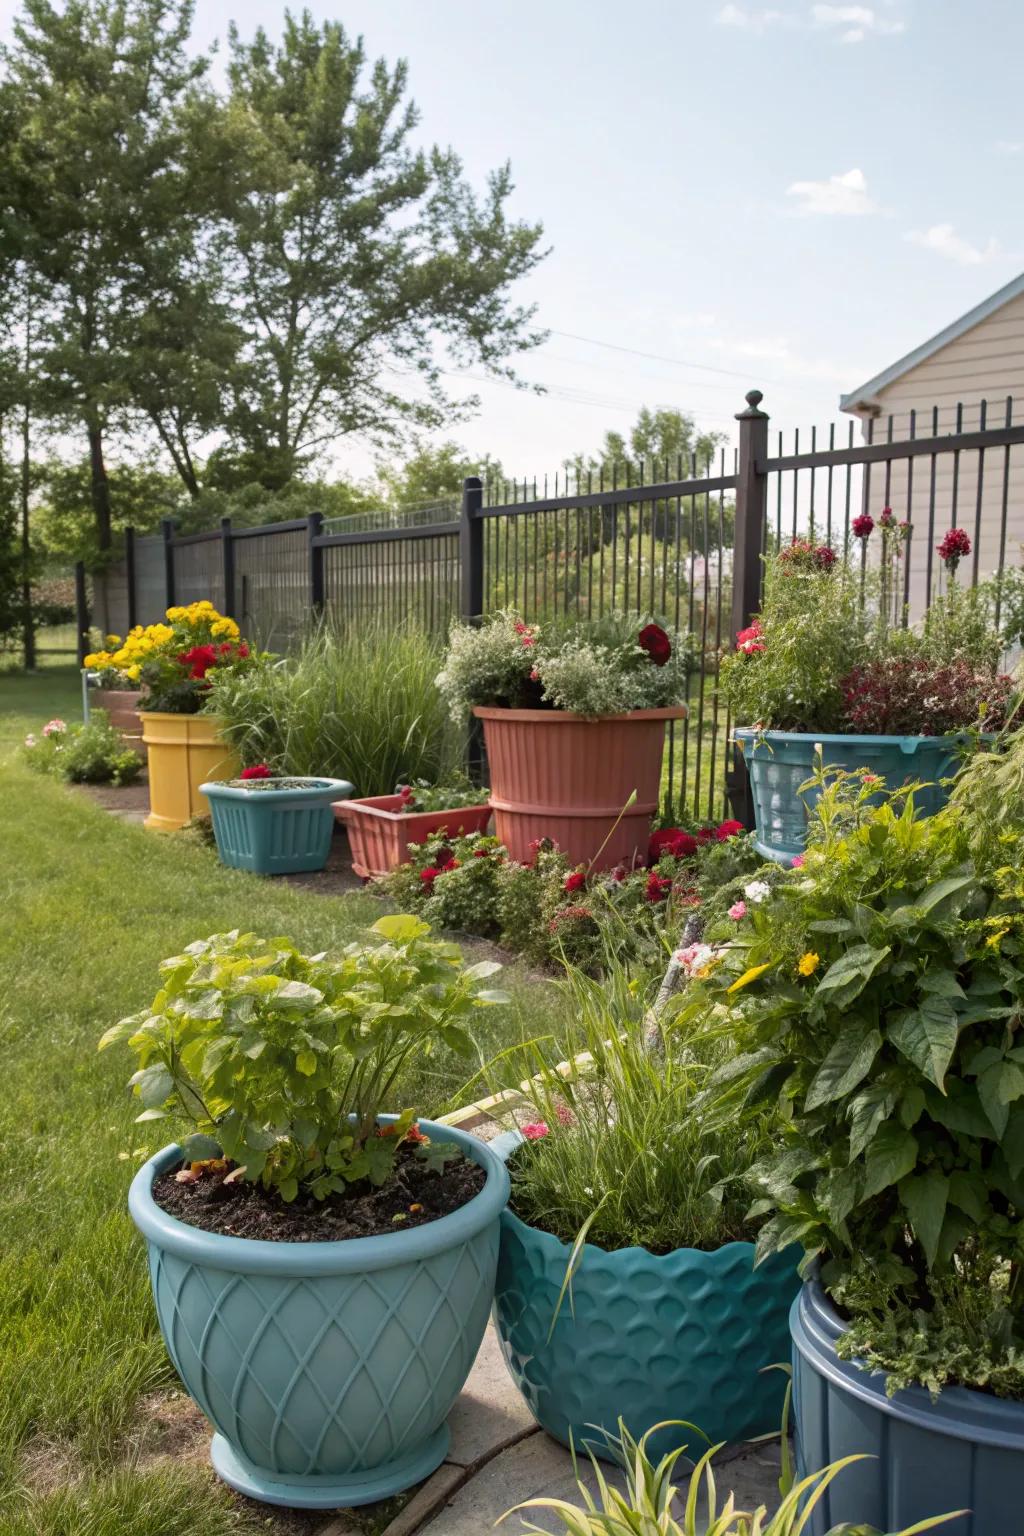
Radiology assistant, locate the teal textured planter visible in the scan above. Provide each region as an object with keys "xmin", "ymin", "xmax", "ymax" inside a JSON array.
[
  {"xmin": 792, "ymin": 1280, "xmax": 1024, "ymax": 1534},
  {"xmin": 128, "ymin": 1121, "xmax": 509, "ymax": 1508},
  {"xmin": 201, "ymin": 777, "xmax": 354, "ymax": 874},
  {"xmin": 733, "ymin": 729, "xmax": 966, "ymax": 865},
  {"xmin": 490, "ymin": 1133, "xmax": 800, "ymax": 1460}
]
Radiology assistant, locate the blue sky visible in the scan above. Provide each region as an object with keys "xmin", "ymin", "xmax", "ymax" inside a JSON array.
[{"xmin": 4, "ymin": 0, "xmax": 1023, "ymax": 481}]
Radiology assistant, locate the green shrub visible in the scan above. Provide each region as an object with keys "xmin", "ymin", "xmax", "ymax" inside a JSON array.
[
  {"xmin": 22, "ymin": 712, "xmax": 142, "ymax": 786},
  {"xmin": 99, "ymin": 915, "xmax": 508, "ymax": 1201},
  {"xmin": 207, "ymin": 619, "xmax": 462, "ymax": 795}
]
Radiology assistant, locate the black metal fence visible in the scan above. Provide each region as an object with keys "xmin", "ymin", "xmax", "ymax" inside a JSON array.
[{"xmin": 80, "ymin": 388, "xmax": 1024, "ymax": 821}]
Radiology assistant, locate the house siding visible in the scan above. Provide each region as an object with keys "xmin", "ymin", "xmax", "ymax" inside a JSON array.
[{"xmin": 847, "ymin": 289, "xmax": 1024, "ymax": 616}]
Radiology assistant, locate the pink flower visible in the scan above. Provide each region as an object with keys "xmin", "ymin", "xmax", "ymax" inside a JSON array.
[
  {"xmin": 791, "ymin": 854, "xmax": 805, "ymax": 868},
  {"xmin": 42, "ymin": 718, "xmax": 66, "ymax": 738},
  {"xmin": 24, "ymin": 733, "xmax": 36, "ymax": 747},
  {"xmin": 862, "ymin": 773, "xmax": 882, "ymax": 787},
  {"xmin": 728, "ymin": 900, "xmax": 747, "ymax": 920},
  {"xmin": 522, "ymin": 1121, "xmax": 549, "ymax": 1140},
  {"xmin": 554, "ymin": 1102, "xmax": 575, "ymax": 1126}
]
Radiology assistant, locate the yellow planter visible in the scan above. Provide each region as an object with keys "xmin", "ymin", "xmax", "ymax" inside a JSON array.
[{"xmin": 140, "ymin": 712, "xmax": 240, "ymax": 832}]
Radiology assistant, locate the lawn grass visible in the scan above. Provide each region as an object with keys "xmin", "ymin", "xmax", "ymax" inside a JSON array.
[{"xmin": 0, "ymin": 669, "xmax": 566, "ymax": 1534}]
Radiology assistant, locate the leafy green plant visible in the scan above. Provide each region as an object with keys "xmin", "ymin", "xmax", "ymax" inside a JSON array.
[
  {"xmin": 501, "ymin": 955, "xmax": 777, "ymax": 1255},
  {"xmin": 207, "ymin": 619, "xmax": 462, "ymax": 795},
  {"xmin": 99, "ymin": 915, "xmax": 509, "ymax": 1200},
  {"xmin": 22, "ymin": 712, "xmax": 143, "ymax": 785},
  {"xmin": 435, "ymin": 609, "xmax": 691, "ymax": 718},
  {"xmin": 501, "ymin": 1416, "xmax": 958, "ymax": 1535},
  {"xmin": 679, "ymin": 760, "xmax": 1024, "ymax": 1394},
  {"xmin": 395, "ymin": 778, "xmax": 486, "ymax": 813}
]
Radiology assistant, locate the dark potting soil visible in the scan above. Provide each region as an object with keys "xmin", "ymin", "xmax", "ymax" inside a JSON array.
[{"xmin": 152, "ymin": 1145, "xmax": 485, "ymax": 1242}]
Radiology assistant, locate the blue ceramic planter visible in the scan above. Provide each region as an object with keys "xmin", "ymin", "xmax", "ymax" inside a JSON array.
[
  {"xmin": 733, "ymin": 729, "xmax": 966, "ymax": 864},
  {"xmin": 129, "ymin": 1121, "xmax": 509, "ymax": 1508},
  {"xmin": 792, "ymin": 1280, "xmax": 1024, "ymax": 1535},
  {"xmin": 201, "ymin": 777, "xmax": 354, "ymax": 874},
  {"xmin": 490, "ymin": 1132, "xmax": 800, "ymax": 1461}
]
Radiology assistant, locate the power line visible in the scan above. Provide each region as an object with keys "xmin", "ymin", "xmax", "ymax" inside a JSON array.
[{"xmin": 546, "ymin": 328, "xmax": 831, "ymax": 397}]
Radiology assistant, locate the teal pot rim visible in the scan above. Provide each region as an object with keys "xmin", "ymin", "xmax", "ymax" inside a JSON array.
[
  {"xmin": 792, "ymin": 1278, "xmax": 1024, "ymax": 1450},
  {"xmin": 200, "ymin": 778, "xmax": 354, "ymax": 804},
  {"xmin": 732, "ymin": 728, "xmax": 971, "ymax": 753},
  {"xmin": 130, "ymin": 1118, "xmax": 510, "ymax": 1278},
  {"xmin": 491, "ymin": 1129, "xmax": 767, "ymax": 1272}
]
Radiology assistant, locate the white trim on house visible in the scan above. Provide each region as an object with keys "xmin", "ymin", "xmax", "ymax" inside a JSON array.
[{"xmin": 839, "ymin": 270, "xmax": 1024, "ymax": 414}]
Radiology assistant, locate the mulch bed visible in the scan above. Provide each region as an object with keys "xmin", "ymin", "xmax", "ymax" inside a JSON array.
[{"xmin": 153, "ymin": 1144, "xmax": 486, "ymax": 1243}]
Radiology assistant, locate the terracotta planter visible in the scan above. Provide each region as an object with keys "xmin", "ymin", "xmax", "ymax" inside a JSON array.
[
  {"xmin": 92, "ymin": 687, "xmax": 145, "ymax": 755},
  {"xmin": 140, "ymin": 712, "xmax": 240, "ymax": 832},
  {"xmin": 333, "ymin": 794, "xmax": 492, "ymax": 879},
  {"xmin": 474, "ymin": 705, "xmax": 686, "ymax": 870}
]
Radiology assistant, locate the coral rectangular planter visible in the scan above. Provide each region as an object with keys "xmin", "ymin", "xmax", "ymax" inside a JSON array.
[
  {"xmin": 91, "ymin": 687, "xmax": 145, "ymax": 755},
  {"xmin": 128, "ymin": 1121, "xmax": 510, "ymax": 1509},
  {"xmin": 202, "ymin": 778, "xmax": 355, "ymax": 874},
  {"xmin": 474, "ymin": 705, "xmax": 686, "ymax": 871},
  {"xmin": 490, "ymin": 1131, "xmax": 800, "ymax": 1462},
  {"xmin": 733, "ymin": 728, "xmax": 967, "ymax": 865},
  {"xmin": 140, "ymin": 712, "xmax": 240, "ymax": 832},
  {"xmin": 333, "ymin": 795, "xmax": 493, "ymax": 879},
  {"xmin": 792, "ymin": 1279, "xmax": 1022, "ymax": 1534}
]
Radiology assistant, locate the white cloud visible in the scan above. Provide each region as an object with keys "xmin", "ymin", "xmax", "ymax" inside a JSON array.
[
  {"xmin": 786, "ymin": 167, "xmax": 877, "ymax": 216},
  {"xmin": 715, "ymin": 4, "xmax": 795, "ymax": 31},
  {"xmin": 994, "ymin": 140, "xmax": 1024, "ymax": 156},
  {"xmin": 711, "ymin": 335, "xmax": 861, "ymax": 384},
  {"xmin": 811, "ymin": 4, "xmax": 905, "ymax": 41},
  {"xmin": 905, "ymin": 223, "xmax": 1002, "ymax": 266}
]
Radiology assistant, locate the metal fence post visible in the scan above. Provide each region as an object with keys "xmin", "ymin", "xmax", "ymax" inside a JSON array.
[
  {"xmin": 74, "ymin": 560, "xmax": 90, "ymax": 666},
  {"xmin": 726, "ymin": 389, "xmax": 769, "ymax": 827},
  {"xmin": 459, "ymin": 476, "xmax": 484, "ymax": 621},
  {"xmin": 221, "ymin": 516, "xmax": 236, "ymax": 617},
  {"xmin": 308, "ymin": 512, "xmax": 325, "ymax": 616},
  {"xmin": 125, "ymin": 525, "xmax": 137, "ymax": 630},
  {"xmin": 161, "ymin": 517, "xmax": 176, "ymax": 609}
]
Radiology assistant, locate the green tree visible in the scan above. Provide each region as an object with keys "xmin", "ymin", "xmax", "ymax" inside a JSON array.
[
  {"xmin": 209, "ymin": 12, "xmax": 545, "ymax": 490},
  {"xmin": 0, "ymin": 0, "xmax": 213, "ymax": 548},
  {"xmin": 568, "ymin": 406, "xmax": 726, "ymax": 483},
  {"xmin": 31, "ymin": 457, "xmax": 185, "ymax": 564},
  {"xmin": 376, "ymin": 440, "xmax": 503, "ymax": 510}
]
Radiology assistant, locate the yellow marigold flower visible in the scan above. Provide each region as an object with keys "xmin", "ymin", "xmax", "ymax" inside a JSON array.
[
  {"xmin": 797, "ymin": 951, "xmax": 820, "ymax": 977},
  {"xmin": 166, "ymin": 606, "xmax": 185, "ymax": 621},
  {"xmin": 105, "ymin": 633, "xmax": 121, "ymax": 647},
  {"xmin": 125, "ymin": 664, "xmax": 141, "ymax": 681},
  {"xmin": 83, "ymin": 652, "xmax": 100, "ymax": 668}
]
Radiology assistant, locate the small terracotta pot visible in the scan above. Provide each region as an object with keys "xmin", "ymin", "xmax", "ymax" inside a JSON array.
[
  {"xmin": 92, "ymin": 687, "xmax": 145, "ymax": 755},
  {"xmin": 474, "ymin": 705, "xmax": 686, "ymax": 870},
  {"xmin": 333, "ymin": 794, "xmax": 492, "ymax": 879}
]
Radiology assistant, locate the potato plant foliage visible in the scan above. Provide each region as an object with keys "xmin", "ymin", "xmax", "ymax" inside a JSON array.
[{"xmin": 100, "ymin": 915, "xmax": 508, "ymax": 1200}]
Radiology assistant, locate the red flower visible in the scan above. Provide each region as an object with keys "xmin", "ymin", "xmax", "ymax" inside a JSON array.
[
  {"xmin": 645, "ymin": 871, "xmax": 673, "ymax": 902},
  {"xmin": 736, "ymin": 621, "xmax": 766, "ymax": 656},
  {"xmin": 564, "ymin": 870, "xmax": 587, "ymax": 893},
  {"xmin": 779, "ymin": 539, "xmax": 836, "ymax": 572},
  {"xmin": 852, "ymin": 512, "xmax": 874, "ymax": 539},
  {"xmin": 649, "ymin": 828, "xmax": 697, "ymax": 863},
  {"xmin": 814, "ymin": 545, "xmax": 838, "ymax": 569},
  {"xmin": 240, "ymin": 763, "xmax": 271, "ymax": 780},
  {"xmin": 529, "ymin": 668, "xmax": 540, "ymax": 681},
  {"xmin": 420, "ymin": 866, "xmax": 441, "ymax": 885},
  {"xmin": 237, "ymin": 642, "xmax": 249, "ymax": 659},
  {"xmin": 638, "ymin": 623, "xmax": 672, "ymax": 666},
  {"xmin": 695, "ymin": 826, "xmax": 715, "ymax": 845},
  {"xmin": 472, "ymin": 847, "xmax": 490, "ymax": 859},
  {"xmin": 405, "ymin": 1123, "xmax": 428, "ymax": 1144},
  {"xmin": 715, "ymin": 819, "xmax": 745, "ymax": 842},
  {"xmin": 398, "ymin": 784, "xmax": 414, "ymax": 803},
  {"xmin": 937, "ymin": 527, "xmax": 971, "ymax": 570},
  {"xmin": 178, "ymin": 643, "xmax": 219, "ymax": 680},
  {"xmin": 878, "ymin": 507, "xmax": 895, "ymax": 527},
  {"xmin": 609, "ymin": 864, "xmax": 627, "ymax": 883},
  {"xmin": 439, "ymin": 858, "xmax": 460, "ymax": 873}
]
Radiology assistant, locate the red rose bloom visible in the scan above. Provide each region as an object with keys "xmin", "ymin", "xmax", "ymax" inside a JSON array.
[
  {"xmin": 851, "ymin": 512, "xmax": 874, "ymax": 539},
  {"xmin": 564, "ymin": 870, "xmax": 587, "ymax": 893},
  {"xmin": 937, "ymin": 527, "xmax": 971, "ymax": 570},
  {"xmin": 715, "ymin": 819, "xmax": 745, "ymax": 842},
  {"xmin": 648, "ymin": 828, "xmax": 697, "ymax": 863},
  {"xmin": 240, "ymin": 763, "xmax": 271, "ymax": 780},
  {"xmin": 179, "ymin": 643, "xmax": 219, "ymax": 680},
  {"xmin": 638, "ymin": 623, "xmax": 672, "ymax": 666}
]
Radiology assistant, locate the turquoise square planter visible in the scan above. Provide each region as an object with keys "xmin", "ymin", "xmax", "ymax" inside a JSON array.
[
  {"xmin": 201, "ymin": 777, "xmax": 354, "ymax": 874},
  {"xmin": 733, "ymin": 729, "xmax": 968, "ymax": 865}
]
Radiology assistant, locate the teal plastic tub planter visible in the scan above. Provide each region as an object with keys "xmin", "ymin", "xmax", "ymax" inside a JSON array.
[
  {"xmin": 792, "ymin": 1279, "xmax": 1024, "ymax": 1535},
  {"xmin": 128, "ymin": 1120, "xmax": 510, "ymax": 1508},
  {"xmin": 732, "ymin": 729, "xmax": 967, "ymax": 865},
  {"xmin": 201, "ymin": 776, "xmax": 354, "ymax": 874},
  {"xmin": 490, "ymin": 1131, "xmax": 800, "ymax": 1461}
]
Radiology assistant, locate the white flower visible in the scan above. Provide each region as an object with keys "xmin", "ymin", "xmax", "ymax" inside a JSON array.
[
  {"xmin": 744, "ymin": 879, "xmax": 772, "ymax": 904},
  {"xmin": 24, "ymin": 734, "xmax": 36, "ymax": 747}
]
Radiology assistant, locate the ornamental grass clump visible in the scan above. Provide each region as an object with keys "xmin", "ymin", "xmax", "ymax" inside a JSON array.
[
  {"xmin": 500, "ymin": 955, "xmax": 778, "ymax": 1256},
  {"xmin": 207, "ymin": 619, "xmax": 462, "ymax": 794},
  {"xmin": 678, "ymin": 754, "xmax": 1024, "ymax": 1399},
  {"xmin": 435, "ymin": 609, "xmax": 692, "ymax": 718},
  {"xmin": 99, "ymin": 915, "xmax": 508, "ymax": 1203}
]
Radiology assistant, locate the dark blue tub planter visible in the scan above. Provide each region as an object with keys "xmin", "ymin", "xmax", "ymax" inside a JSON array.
[
  {"xmin": 490, "ymin": 1131, "xmax": 800, "ymax": 1461},
  {"xmin": 201, "ymin": 776, "xmax": 354, "ymax": 874},
  {"xmin": 129, "ymin": 1122, "xmax": 510, "ymax": 1508},
  {"xmin": 733, "ymin": 729, "xmax": 968, "ymax": 865},
  {"xmin": 792, "ymin": 1280, "xmax": 1024, "ymax": 1535}
]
